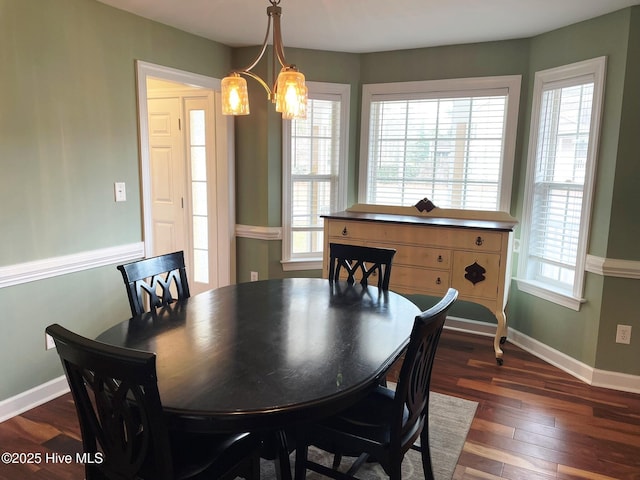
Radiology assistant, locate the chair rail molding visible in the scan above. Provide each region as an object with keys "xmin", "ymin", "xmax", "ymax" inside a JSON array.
[
  {"xmin": 0, "ymin": 243, "xmax": 145, "ymax": 289},
  {"xmin": 585, "ymin": 254, "xmax": 640, "ymax": 279},
  {"xmin": 235, "ymin": 224, "xmax": 282, "ymax": 241}
]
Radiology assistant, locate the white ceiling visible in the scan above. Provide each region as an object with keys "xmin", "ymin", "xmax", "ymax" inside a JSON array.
[{"xmin": 97, "ymin": 0, "xmax": 640, "ymax": 53}]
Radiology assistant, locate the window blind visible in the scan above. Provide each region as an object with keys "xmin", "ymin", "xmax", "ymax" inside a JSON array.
[
  {"xmin": 366, "ymin": 95, "xmax": 507, "ymax": 210},
  {"xmin": 290, "ymin": 97, "xmax": 341, "ymax": 255},
  {"xmin": 528, "ymin": 82, "xmax": 594, "ymax": 287}
]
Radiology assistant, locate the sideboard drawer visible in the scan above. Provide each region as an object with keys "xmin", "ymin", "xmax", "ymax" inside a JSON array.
[
  {"xmin": 327, "ymin": 221, "xmax": 368, "ymax": 239},
  {"xmin": 327, "ymin": 220, "xmax": 502, "ymax": 252},
  {"xmin": 390, "ymin": 266, "xmax": 450, "ymax": 294},
  {"xmin": 364, "ymin": 242, "xmax": 450, "ymax": 270},
  {"xmin": 447, "ymin": 230, "xmax": 503, "ymax": 252}
]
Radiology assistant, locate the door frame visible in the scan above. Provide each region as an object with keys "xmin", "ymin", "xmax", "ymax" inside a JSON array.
[{"xmin": 135, "ymin": 60, "xmax": 236, "ymax": 286}]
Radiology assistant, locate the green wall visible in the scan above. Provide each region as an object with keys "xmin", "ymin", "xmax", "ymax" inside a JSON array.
[
  {"xmin": 609, "ymin": 8, "xmax": 640, "ymax": 260},
  {"xmin": 0, "ymin": 0, "xmax": 231, "ymax": 400},
  {"xmin": 2, "ymin": 0, "xmax": 639, "ymax": 403},
  {"xmin": 595, "ymin": 8, "xmax": 640, "ymax": 372}
]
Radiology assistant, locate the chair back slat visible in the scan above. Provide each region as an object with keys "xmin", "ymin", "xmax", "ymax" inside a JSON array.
[
  {"xmin": 328, "ymin": 243, "xmax": 396, "ymax": 290},
  {"xmin": 118, "ymin": 251, "xmax": 190, "ymax": 317}
]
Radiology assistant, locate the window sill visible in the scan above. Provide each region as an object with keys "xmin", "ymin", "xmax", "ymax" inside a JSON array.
[
  {"xmin": 281, "ymin": 259, "xmax": 323, "ymax": 272},
  {"xmin": 515, "ymin": 279, "xmax": 585, "ymax": 311}
]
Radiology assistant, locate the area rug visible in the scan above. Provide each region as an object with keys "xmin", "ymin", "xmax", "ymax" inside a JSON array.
[{"xmin": 261, "ymin": 391, "xmax": 478, "ymax": 480}]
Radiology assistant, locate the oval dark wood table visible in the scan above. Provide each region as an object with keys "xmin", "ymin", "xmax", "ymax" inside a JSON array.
[{"xmin": 96, "ymin": 278, "xmax": 420, "ymax": 478}]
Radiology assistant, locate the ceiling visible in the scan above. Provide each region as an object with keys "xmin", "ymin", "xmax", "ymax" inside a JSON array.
[{"xmin": 97, "ymin": 0, "xmax": 640, "ymax": 53}]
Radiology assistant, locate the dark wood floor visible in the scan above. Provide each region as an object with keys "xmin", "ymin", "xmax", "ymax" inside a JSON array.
[{"xmin": 1, "ymin": 330, "xmax": 639, "ymax": 479}]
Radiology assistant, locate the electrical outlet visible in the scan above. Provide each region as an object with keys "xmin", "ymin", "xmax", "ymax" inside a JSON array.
[
  {"xmin": 250, "ymin": 271, "xmax": 259, "ymax": 282},
  {"xmin": 615, "ymin": 324, "xmax": 632, "ymax": 344},
  {"xmin": 45, "ymin": 333, "xmax": 56, "ymax": 350}
]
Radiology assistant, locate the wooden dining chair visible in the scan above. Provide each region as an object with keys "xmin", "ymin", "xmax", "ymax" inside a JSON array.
[
  {"xmin": 328, "ymin": 243, "xmax": 396, "ymax": 290},
  {"xmin": 294, "ymin": 288, "xmax": 459, "ymax": 480},
  {"xmin": 45, "ymin": 323, "xmax": 260, "ymax": 480},
  {"xmin": 117, "ymin": 251, "xmax": 190, "ymax": 317}
]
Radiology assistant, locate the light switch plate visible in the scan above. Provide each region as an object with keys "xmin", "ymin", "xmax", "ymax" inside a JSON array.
[{"xmin": 114, "ymin": 182, "xmax": 126, "ymax": 202}]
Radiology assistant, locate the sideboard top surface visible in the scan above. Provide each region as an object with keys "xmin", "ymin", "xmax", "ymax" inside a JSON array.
[{"xmin": 323, "ymin": 207, "xmax": 518, "ymax": 232}]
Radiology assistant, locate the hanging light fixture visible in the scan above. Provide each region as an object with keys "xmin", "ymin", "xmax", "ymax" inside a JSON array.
[{"xmin": 221, "ymin": 0, "xmax": 307, "ymax": 120}]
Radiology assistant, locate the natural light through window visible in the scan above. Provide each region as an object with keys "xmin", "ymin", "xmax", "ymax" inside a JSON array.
[
  {"xmin": 359, "ymin": 77, "xmax": 520, "ymax": 212},
  {"xmin": 518, "ymin": 57, "xmax": 606, "ymax": 310},
  {"xmin": 282, "ymin": 82, "xmax": 349, "ymax": 270},
  {"xmin": 189, "ymin": 109, "xmax": 209, "ymax": 284}
]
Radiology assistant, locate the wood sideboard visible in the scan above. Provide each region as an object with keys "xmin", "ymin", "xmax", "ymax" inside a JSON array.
[{"xmin": 322, "ymin": 204, "xmax": 518, "ymax": 364}]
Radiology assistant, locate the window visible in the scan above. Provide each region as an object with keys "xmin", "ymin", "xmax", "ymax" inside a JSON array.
[
  {"xmin": 282, "ymin": 82, "xmax": 349, "ymax": 270},
  {"xmin": 359, "ymin": 76, "xmax": 521, "ymax": 211},
  {"xmin": 517, "ymin": 57, "xmax": 606, "ymax": 310},
  {"xmin": 187, "ymin": 108, "xmax": 209, "ymax": 285}
]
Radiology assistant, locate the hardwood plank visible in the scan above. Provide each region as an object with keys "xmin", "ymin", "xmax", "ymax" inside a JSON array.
[
  {"xmin": 500, "ymin": 463, "xmax": 558, "ymax": 480},
  {"xmin": 457, "ymin": 378, "xmax": 594, "ymax": 416},
  {"xmin": 455, "ymin": 450, "xmax": 504, "ymax": 477},
  {"xmin": 461, "ymin": 441, "xmax": 558, "ymax": 477},
  {"xmin": 470, "ymin": 418, "xmax": 515, "ymax": 438},
  {"xmin": 556, "ymin": 464, "xmax": 631, "ymax": 480},
  {"xmin": 454, "ymin": 467, "xmax": 503, "ymax": 479}
]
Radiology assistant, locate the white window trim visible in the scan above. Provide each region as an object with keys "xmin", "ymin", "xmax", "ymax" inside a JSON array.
[
  {"xmin": 281, "ymin": 81, "xmax": 350, "ymax": 271},
  {"xmin": 516, "ymin": 56, "xmax": 607, "ymax": 310},
  {"xmin": 357, "ymin": 75, "xmax": 521, "ymax": 212}
]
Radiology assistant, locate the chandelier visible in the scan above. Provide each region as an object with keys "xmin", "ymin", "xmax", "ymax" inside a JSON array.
[{"xmin": 221, "ymin": 0, "xmax": 307, "ymax": 120}]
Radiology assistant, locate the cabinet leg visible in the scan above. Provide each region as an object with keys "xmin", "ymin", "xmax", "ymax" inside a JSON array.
[{"xmin": 494, "ymin": 309, "xmax": 507, "ymax": 365}]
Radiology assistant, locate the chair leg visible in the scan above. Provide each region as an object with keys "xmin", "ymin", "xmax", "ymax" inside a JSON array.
[
  {"xmin": 332, "ymin": 453, "xmax": 342, "ymax": 470},
  {"xmin": 387, "ymin": 459, "xmax": 402, "ymax": 480},
  {"xmin": 275, "ymin": 430, "xmax": 293, "ymax": 480},
  {"xmin": 294, "ymin": 444, "xmax": 308, "ymax": 480},
  {"xmin": 249, "ymin": 451, "xmax": 261, "ymax": 480},
  {"xmin": 419, "ymin": 430, "xmax": 435, "ymax": 480}
]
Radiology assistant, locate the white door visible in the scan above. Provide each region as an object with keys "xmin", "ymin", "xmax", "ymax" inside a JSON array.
[
  {"xmin": 147, "ymin": 97, "xmax": 187, "ymax": 256},
  {"xmin": 137, "ymin": 62, "xmax": 236, "ymax": 290}
]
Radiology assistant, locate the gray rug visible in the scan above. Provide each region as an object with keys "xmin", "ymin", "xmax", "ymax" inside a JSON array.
[{"xmin": 262, "ymin": 392, "xmax": 478, "ymax": 480}]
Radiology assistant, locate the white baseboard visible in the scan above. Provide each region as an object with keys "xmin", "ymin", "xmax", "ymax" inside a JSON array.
[
  {"xmin": 0, "ymin": 376, "xmax": 69, "ymax": 424},
  {"xmin": 445, "ymin": 317, "xmax": 640, "ymax": 394}
]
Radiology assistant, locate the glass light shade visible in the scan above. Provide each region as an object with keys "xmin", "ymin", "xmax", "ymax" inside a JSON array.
[
  {"xmin": 275, "ymin": 69, "xmax": 307, "ymax": 119},
  {"xmin": 295, "ymin": 85, "xmax": 308, "ymax": 120},
  {"xmin": 221, "ymin": 75, "xmax": 250, "ymax": 115}
]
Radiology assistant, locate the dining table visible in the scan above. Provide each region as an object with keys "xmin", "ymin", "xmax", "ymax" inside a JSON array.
[{"xmin": 96, "ymin": 277, "xmax": 420, "ymax": 479}]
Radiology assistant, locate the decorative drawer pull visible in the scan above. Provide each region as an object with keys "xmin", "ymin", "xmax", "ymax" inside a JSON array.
[
  {"xmin": 342, "ymin": 227, "xmax": 348, "ymax": 236},
  {"xmin": 475, "ymin": 236, "xmax": 483, "ymax": 246},
  {"xmin": 437, "ymin": 255, "xmax": 443, "ymax": 263},
  {"xmin": 436, "ymin": 277, "xmax": 441, "ymax": 285}
]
